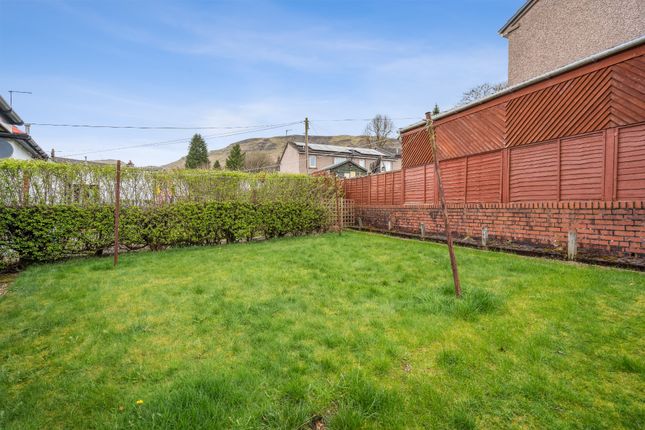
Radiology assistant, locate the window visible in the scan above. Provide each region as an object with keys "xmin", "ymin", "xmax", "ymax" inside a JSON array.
[
  {"xmin": 334, "ymin": 157, "xmax": 346, "ymax": 164},
  {"xmin": 382, "ymin": 161, "xmax": 393, "ymax": 172},
  {"xmin": 308, "ymin": 155, "xmax": 317, "ymax": 168},
  {"xmin": 0, "ymin": 138, "xmax": 14, "ymax": 159},
  {"xmin": 357, "ymin": 159, "xmax": 366, "ymax": 168}
]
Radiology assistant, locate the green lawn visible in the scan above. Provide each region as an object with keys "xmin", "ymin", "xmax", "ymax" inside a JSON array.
[{"xmin": 0, "ymin": 231, "xmax": 643, "ymax": 429}]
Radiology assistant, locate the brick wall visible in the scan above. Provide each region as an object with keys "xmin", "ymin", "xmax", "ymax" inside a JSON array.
[{"xmin": 355, "ymin": 201, "xmax": 645, "ymax": 268}]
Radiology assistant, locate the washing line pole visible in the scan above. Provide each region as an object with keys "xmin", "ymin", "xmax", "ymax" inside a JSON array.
[
  {"xmin": 114, "ymin": 160, "xmax": 121, "ymax": 267},
  {"xmin": 425, "ymin": 112, "xmax": 461, "ymax": 298}
]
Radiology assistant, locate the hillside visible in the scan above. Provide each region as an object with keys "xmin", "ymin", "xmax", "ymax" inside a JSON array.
[{"xmin": 163, "ymin": 135, "xmax": 400, "ymax": 170}]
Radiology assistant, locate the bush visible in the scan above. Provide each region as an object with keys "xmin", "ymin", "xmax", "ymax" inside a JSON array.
[{"xmin": 0, "ymin": 201, "xmax": 330, "ymax": 267}]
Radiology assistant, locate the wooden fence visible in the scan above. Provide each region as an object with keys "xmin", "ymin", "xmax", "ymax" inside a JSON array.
[{"xmin": 344, "ymin": 122, "xmax": 645, "ymax": 205}]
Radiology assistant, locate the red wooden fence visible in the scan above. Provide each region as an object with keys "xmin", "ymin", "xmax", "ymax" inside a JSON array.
[{"xmin": 344, "ymin": 122, "xmax": 645, "ymax": 204}]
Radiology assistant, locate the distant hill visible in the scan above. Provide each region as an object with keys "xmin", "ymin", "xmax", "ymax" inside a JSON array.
[{"xmin": 162, "ymin": 135, "xmax": 400, "ymax": 170}]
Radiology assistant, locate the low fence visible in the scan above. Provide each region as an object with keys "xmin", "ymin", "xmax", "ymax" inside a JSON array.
[{"xmin": 0, "ymin": 160, "xmax": 340, "ymax": 268}]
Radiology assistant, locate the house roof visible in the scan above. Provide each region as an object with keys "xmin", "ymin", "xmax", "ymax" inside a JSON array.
[
  {"xmin": 498, "ymin": 0, "xmax": 539, "ymax": 36},
  {"xmin": 320, "ymin": 159, "xmax": 367, "ymax": 172},
  {"xmin": 0, "ymin": 95, "xmax": 48, "ymax": 159},
  {"xmin": 400, "ymin": 35, "xmax": 645, "ymax": 134},
  {"xmin": 290, "ymin": 141, "xmax": 397, "ymax": 158},
  {"xmin": 0, "ymin": 95, "xmax": 24, "ymax": 126}
]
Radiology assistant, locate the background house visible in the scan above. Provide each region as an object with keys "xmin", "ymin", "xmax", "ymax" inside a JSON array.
[
  {"xmin": 0, "ymin": 96, "xmax": 47, "ymax": 160},
  {"xmin": 500, "ymin": 0, "xmax": 644, "ymax": 85},
  {"xmin": 279, "ymin": 141, "xmax": 401, "ymax": 175}
]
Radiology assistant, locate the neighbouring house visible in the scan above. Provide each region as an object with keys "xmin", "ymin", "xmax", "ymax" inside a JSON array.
[
  {"xmin": 278, "ymin": 141, "xmax": 401, "ymax": 175},
  {"xmin": 0, "ymin": 95, "xmax": 47, "ymax": 160},
  {"xmin": 311, "ymin": 159, "xmax": 368, "ymax": 179},
  {"xmin": 500, "ymin": 0, "xmax": 645, "ymax": 85},
  {"xmin": 343, "ymin": 0, "xmax": 645, "ymax": 267}
]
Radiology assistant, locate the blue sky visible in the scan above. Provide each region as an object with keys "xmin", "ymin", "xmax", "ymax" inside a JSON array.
[{"xmin": 3, "ymin": 0, "xmax": 522, "ymax": 166}]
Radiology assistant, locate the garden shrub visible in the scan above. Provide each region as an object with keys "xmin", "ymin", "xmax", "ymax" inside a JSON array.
[{"xmin": 0, "ymin": 201, "xmax": 330, "ymax": 267}]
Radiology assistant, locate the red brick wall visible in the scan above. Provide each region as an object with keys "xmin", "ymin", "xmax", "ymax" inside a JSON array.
[{"xmin": 355, "ymin": 201, "xmax": 645, "ymax": 267}]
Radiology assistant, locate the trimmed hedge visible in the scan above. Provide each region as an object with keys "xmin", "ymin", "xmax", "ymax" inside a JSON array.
[{"xmin": 0, "ymin": 201, "xmax": 329, "ymax": 266}]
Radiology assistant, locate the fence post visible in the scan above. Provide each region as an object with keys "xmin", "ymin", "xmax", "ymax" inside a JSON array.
[
  {"xmin": 335, "ymin": 176, "xmax": 342, "ymax": 235},
  {"xmin": 114, "ymin": 160, "xmax": 121, "ymax": 266},
  {"xmin": 21, "ymin": 171, "xmax": 30, "ymax": 206}
]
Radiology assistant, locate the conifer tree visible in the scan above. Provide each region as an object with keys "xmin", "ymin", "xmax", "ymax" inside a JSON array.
[
  {"xmin": 185, "ymin": 134, "xmax": 209, "ymax": 169},
  {"xmin": 213, "ymin": 160, "xmax": 221, "ymax": 170},
  {"xmin": 432, "ymin": 104, "xmax": 440, "ymax": 115},
  {"xmin": 225, "ymin": 144, "xmax": 246, "ymax": 170}
]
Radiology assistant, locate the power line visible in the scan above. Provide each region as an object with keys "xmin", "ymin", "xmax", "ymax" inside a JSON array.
[
  {"xmin": 29, "ymin": 116, "xmax": 423, "ymax": 130},
  {"xmin": 29, "ymin": 121, "xmax": 300, "ymax": 130},
  {"xmin": 313, "ymin": 116, "xmax": 422, "ymax": 122},
  {"xmin": 64, "ymin": 121, "xmax": 303, "ymax": 157}
]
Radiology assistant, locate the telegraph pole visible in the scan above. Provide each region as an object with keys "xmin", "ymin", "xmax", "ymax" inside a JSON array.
[
  {"xmin": 426, "ymin": 112, "xmax": 462, "ymax": 298},
  {"xmin": 304, "ymin": 117, "xmax": 310, "ymax": 175}
]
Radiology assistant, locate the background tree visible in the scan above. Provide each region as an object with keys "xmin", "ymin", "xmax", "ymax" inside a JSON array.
[
  {"xmin": 364, "ymin": 114, "xmax": 394, "ymax": 149},
  {"xmin": 432, "ymin": 104, "xmax": 440, "ymax": 115},
  {"xmin": 458, "ymin": 82, "xmax": 507, "ymax": 106},
  {"xmin": 225, "ymin": 144, "xmax": 246, "ymax": 170},
  {"xmin": 244, "ymin": 152, "xmax": 274, "ymax": 171},
  {"xmin": 185, "ymin": 134, "xmax": 210, "ymax": 169},
  {"xmin": 213, "ymin": 160, "xmax": 221, "ymax": 170}
]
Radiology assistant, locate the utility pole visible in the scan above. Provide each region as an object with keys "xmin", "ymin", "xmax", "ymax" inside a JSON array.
[
  {"xmin": 425, "ymin": 112, "xmax": 462, "ymax": 298},
  {"xmin": 304, "ymin": 117, "xmax": 310, "ymax": 175}
]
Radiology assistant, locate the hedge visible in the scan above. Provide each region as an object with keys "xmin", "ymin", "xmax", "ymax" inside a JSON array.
[
  {"xmin": 0, "ymin": 201, "xmax": 330, "ymax": 266},
  {"xmin": 0, "ymin": 160, "xmax": 339, "ymax": 268},
  {"xmin": 0, "ymin": 159, "xmax": 336, "ymax": 207}
]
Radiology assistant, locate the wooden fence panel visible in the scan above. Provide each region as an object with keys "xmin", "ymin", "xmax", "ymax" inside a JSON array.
[
  {"xmin": 560, "ymin": 132, "xmax": 605, "ymax": 200},
  {"xmin": 466, "ymin": 151, "xmax": 502, "ymax": 203},
  {"xmin": 377, "ymin": 173, "xmax": 386, "ymax": 204},
  {"xmin": 510, "ymin": 141, "xmax": 559, "ymax": 202},
  {"xmin": 435, "ymin": 103, "xmax": 506, "ymax": 159},
  {"xmin": 393, "ymin": 171, "xmax": 403, "ymax": 204},
  {"xmin": 424, "ymin": 165, "xmax": 435, "ymax": 203},
  {"xmin": 616, "ymin": 123, "xmax": 645, "ymax": 200},
  {"xmin": 404, "ymin": 165, "xmax": 425, "ymax": 204},
  {"xmin": 440, "ymin": 157, "xmax": 467, "ymax": 202}
]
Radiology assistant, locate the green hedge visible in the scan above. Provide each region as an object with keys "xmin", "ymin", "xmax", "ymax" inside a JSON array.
[{"xmin": 0, "ymin": 201, "xmax": 330, "ymax": 266}]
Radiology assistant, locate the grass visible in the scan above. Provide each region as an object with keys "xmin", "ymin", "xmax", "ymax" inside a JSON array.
[{"xmin": 0, "ymin": 231, "xmax": 643, "ymax": 429}]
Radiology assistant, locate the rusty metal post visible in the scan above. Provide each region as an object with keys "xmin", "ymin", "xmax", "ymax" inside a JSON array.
[
  {"xmin": 21, "ymin": 171, "xmax": 30, "ymax": 206},
  {"xmin": 114, "ymin": 160, "xmax": 121, "ymax": 266},
  {"xmin": 335, "ymin": 175, "xmax": 342, "ymax": 235},
  {"xmin": 426, "ymin": 113, "xmax": 462, "ymax": 298}
]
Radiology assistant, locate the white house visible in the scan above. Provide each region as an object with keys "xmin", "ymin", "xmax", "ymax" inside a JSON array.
[{"xmin": 0, "ymin": 95, "xmax": 47, "ymax": 160}]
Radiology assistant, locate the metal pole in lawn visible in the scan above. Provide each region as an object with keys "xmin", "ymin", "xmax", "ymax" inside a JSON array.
[
  {"xmin": 425, "ymin": 112, "xmax": 462, "ymax": 298},
  {"xmin": 335, "ymin": 175, "xmax": 342, "ymax": 235},
  {"xmin": 114, "ymin": 160, "xmax": 121, "ymax": 266},
  {"xmin": 304, "ymin": 117, "xmax": 310, "ymax": 175}
]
